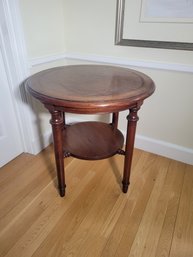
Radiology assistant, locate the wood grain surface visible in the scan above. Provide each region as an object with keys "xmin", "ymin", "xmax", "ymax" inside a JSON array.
[
  {"xmin": 0, "ymin": 145, "xmax": 192, "ymax": 257},
  {"xmin": 25, "ymin": 65, "xmax": 155, "ymax": 113},
  {"xmin": 63, "ymin": 122, "xmax": 124, "ymax": 160}
]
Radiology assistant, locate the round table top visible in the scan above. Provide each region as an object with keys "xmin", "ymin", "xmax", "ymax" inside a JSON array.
[{"xmin": 25, "ymin": 65, "xmax": 155, "ymax": 113}]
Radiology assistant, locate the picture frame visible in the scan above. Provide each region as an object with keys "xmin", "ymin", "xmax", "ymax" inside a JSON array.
[{"xmin": 115, "ymin": 0, "xmax": 193, "ymax": 50}]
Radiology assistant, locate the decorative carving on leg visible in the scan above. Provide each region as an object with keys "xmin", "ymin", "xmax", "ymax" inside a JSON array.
[
  {"xmin": 64, "ymin": 151, "xmax": 71, "ymax": 158},
  {"xmin": 122, "ymin": 106, "xmax": 140, "ymax": 193},
  {"xmin": 117, "ymin": 149, "xmax": 125, "ymax": 155},
  {"xmin": 49, "ymin": 109, "xmax": 66, "ymax": 197}
]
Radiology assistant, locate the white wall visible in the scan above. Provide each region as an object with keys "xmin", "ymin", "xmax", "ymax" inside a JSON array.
[
  {"xmin": 63, "ymin": 0, "xmax": 193, "ymax": 65},
  {"xmin": 19, "ymin": 0, "xmax": 66, "ymax": 58},
  {"xmin": 18, "ymin": 0, "xmax": 193, "ymax": 164}
]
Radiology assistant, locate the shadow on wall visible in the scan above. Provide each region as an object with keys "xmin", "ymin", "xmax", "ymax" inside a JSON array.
[{"xmin": 19, "ymin": 81, "xmax": 56, "ymax": 185}]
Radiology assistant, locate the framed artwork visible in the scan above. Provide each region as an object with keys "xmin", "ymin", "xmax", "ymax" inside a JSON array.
[{"xmin": 115, "ymin": 0, "xmax": 193, "ymax": 50}]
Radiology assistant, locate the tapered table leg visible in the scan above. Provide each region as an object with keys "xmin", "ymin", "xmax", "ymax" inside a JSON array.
[
  {"xmin": 50, "ymin": 110, "xmax": 66, "ymax": 197},
  {"xmin": 122, "ymin": 106, "xmax": 140, "ymax": 193}
]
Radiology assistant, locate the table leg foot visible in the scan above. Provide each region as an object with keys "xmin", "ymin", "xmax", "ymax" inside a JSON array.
[
  {"xmin": 122, "ymin": 181, "xmax": 129, "ymax": 193},
  {"xmin": 59, "ymin": 186, "xmax": 66, "ymax": 197}
]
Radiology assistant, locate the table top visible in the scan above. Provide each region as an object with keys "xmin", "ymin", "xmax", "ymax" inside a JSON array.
[{"xmin": 26, "ymin": 65, "xmax": 155, "ymax": 113}]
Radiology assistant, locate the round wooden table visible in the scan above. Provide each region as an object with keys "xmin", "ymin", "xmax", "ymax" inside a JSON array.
[{"xmin": 26, "ymin": 65, "xmax": 155, "ymax": 197}]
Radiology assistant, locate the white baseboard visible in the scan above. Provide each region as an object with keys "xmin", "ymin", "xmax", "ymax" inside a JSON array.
[
  {"xmin": 31, "ymin": 121, "xmax": 193, "ymax": 165},
  {"xmin": 31, "ymin": 130, "xmax": 52, "ymax": 155},
  {"xmin": 65, "ymin": 52, "xmax": 193, "ymax": 73},
  {"xmin": 29, "ymin": 52, "xmax": 193, "ymax": 73},
  {"xmin": 30, "ymin": 116, "xmax": 80, "ymax": 155},
  {"xmin": 134, "ymin": 134, "xmax": 193, "ymax": 166},
  {"xmin": 30, "ymin": 53, "xmax": 67, "ymax": 67}
]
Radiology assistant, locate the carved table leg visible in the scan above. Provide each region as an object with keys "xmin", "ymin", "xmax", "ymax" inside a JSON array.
[
  {"xmin": 50, "ymin": 110, "xmax": 66, "ymax": 197},
  {"xmin": 122, "ymin": 106, "xmax": 140, "ymax": 193}
]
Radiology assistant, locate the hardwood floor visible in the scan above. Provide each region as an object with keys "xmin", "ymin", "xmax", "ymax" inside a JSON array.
[{"xmin": 0, "ymin": 145, "xmax": 193, "ymax": 257}]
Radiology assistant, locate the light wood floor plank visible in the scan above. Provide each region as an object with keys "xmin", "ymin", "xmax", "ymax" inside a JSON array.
[
  {"xmin": 1, "ymin": 160, "xmax": 96, "ymax": 257},
  {"xmin": 169, "ymin": 164, "xmax": 193, "ymax": 257},
  {"xmin": 101, "ymin": 152, "xmax": 159, "ymax": 257},
  {"xmin": 128, "ymin": 156, "xmax": 171, "ymax": 257},
  {"xmin": 0, "ymin": 153, "xmax": 33, "ymax": 186},
  {"xmin": 154, "ymin": 161, "xmax": 185, "ymax": 257},
  {"xmin": 31, "ymin": 159, "xmax": 112, "ymax": 257},
  {"xmin": 0, "ymin": 146, "xmax": 193, "ymax": 257}
]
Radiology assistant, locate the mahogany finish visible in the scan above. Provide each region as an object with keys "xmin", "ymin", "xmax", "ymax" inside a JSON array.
[
  {"xmin": 26, "ymin": 65, "xmax": 155, "ymax": 113},
  {"xmin": 63, "ymin": 122, "xmax": 124, "ymax": 160},
  {"xmin": 25, "ymin": 65, "xmax": 155, "ymax": 197}
]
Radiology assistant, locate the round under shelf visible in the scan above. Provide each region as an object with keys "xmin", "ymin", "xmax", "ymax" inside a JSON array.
[{"xmin": 63, "ymin": 122, "xmax": 124, "ymax": 160}]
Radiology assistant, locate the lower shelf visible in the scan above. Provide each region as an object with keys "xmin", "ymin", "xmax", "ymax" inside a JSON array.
[{"xmin": 63, "ymin": 121, "xmax": 124, "ymax": 160}]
